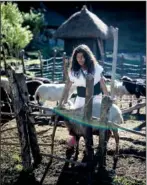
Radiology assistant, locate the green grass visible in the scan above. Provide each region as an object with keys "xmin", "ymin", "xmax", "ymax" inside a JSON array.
[
  {"xmin": 113, "ymin": 176, "xmax": 146, "ymax": 185},
  {"xmin": 25, "ymin": 51, "xmax": 39, "ymax": 59},
  {"xmin": 1, "ymin": 58, "xmax": 21, "ymax": 67},
  {"xmin": 1, "ymin": 58, "xmax": 40, "ymax": 67},
  {"xmin": 26, "ymin": 59, "xmax": 40, "ymax": 65}
]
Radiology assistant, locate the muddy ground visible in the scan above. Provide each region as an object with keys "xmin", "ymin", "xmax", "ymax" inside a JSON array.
[{"xmin": 1, "ymin": 101, "xmax": 146, "ymax": 185}]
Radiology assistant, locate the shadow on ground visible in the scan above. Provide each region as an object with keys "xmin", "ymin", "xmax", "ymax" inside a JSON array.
[{"xmin": 123, "ymin": 113, "xmax": 146, "ymax": 121}]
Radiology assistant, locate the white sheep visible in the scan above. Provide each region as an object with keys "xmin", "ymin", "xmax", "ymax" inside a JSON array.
[
  {"xmin": 107, "ymin": 80, "xmax": 129, "ymax": 97},
  {"xmin": 34, "ymin": 83, "xmax": 77, "ymax": 105},
  {"xmin": 107, "ymin": 80, "xmax": 132, "ymax": 107},
  {"xmin": 114, "ymin": 80, "xmax": 128, "ymax": 97}
]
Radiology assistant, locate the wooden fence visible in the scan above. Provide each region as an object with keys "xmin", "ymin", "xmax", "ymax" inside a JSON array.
[
  {"xmin": 25, "ymin": 50, "xmax": 67, "ymax": 82},
  {"xmin": 8, "ymin": 50, "xmax": 146, "ymax": 81},
  {"xmin": 104, "ymin": 54, "xmax": 146, "ymax": 79}
]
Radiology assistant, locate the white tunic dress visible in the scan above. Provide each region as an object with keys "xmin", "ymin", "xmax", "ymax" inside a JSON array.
[{"xmin": 68, "ymin": 63, "xmax": 103, "ymax": 109}]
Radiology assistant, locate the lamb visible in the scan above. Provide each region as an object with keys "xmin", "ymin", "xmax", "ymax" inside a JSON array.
[
  {"xmin": 34, "ymin": 83, "xmax": 77, "ymax": 105},
  {"xmin": 107, "ymin": 80, "xmax": 132, "ymax": 108},
  {"xmin": 57, "ymin": 100, "xmax": 123, "ymax": 166},
  {"xmin": 113, "ymin": 80, "xmax": 129, "ymax": 98}
]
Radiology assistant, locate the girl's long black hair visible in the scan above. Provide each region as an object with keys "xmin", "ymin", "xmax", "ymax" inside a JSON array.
[{"xmin": 69, "ymin": 44, "xmax": 98, "ymax": 77}]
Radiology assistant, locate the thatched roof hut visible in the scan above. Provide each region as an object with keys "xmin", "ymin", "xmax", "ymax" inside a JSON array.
[{"xmin": 54, "ymin": 5, "xmax": 113, "ymax": 60}]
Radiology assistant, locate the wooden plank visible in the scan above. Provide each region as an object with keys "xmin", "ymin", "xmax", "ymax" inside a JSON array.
[
  {"xmin": 97, "ymin": 38, "xmax": 104, "ymax": 66},
  {"xmin": 140, "ymin": 55, "xmax": 144, "ymax": 78},
  {"xmin": 6, "ymin": 67, "xmax": 31, "ymax": 169},
  {"xmin": 20, "ymin": 49, "xmax": 26, "ymax": 74},
  {"xmin": 52, "ymin": 49, "xmax": 57, "ymax": 82},
  {"xmin": 122, "ymin": 102, "xmax": 145, "ymax": 114},
  {"xmin": 120, "ymin": 54, "xmax": 124, "ymax": 77},
  {"xmin": 83, "ymin": 74, "xmax": 94, "ymax": 185},
  {"xmin": 62, "ymin": 52, "xmax": 68, "ymax": 82},
  {"xmin": 98, "ymin": 96, "xmax": 113, "ymax": 169},
  {"xmin": 6, "ymin": 66, "xmax": 41, "ymax": 169},
  {"xmin": 38, "ymin": 50, "xmax": 43, "ymax": 77},
  {"xmin": 110, "ymin": 27, "xmax": 119, "ymax": 98},
  {"xmin": 83, "ymin": 74, "xmax": 94, "ymax": 121}
]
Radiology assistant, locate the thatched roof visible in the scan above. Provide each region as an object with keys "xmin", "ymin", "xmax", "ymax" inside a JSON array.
[{"xmin": 54, "ymin": 5, "xmax": 112, "ymax": 40}]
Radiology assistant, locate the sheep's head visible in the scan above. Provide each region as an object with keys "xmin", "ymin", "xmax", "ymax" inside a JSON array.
[
  {"xmin": 100, "ymin": 96, "xmax": 113, "ymax": 121},
  {"xmin": 121, "ymin": 76, "xmax": 132, "ymax": 82}
]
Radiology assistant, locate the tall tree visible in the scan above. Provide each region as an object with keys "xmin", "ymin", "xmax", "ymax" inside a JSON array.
[{"xmin": 22, "ymin": 8, "xmax": 44, "ymax": 40}]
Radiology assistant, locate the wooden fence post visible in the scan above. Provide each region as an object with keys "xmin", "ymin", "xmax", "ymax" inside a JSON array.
[
  {"xmin": 20, "ymin": 49, "xmax": 26, "ymax": 74},
  {"xmin": 62, "ymin": 52, "xmax": 67, "ymax": 82},
  {"xmin": 83, "ymin": 74, "xmax": 94, "ymax": 185},
  {"xmin": 98, "ymin": 96, "xmax": 113, "ymax": 169},
  {"xmin": 140, "ymin": 55, "xmax": 144, "ymax": 78},
  {"xmin": 6, "ymin": 66, "xmax": 41, "ymax": 170},
  {"xmin": 110, "ymin": 27, "xmax": 118, "ymax": 99},
  {"xmin": 120, "ymin": 54, "xmax": 124, "ymax": 77},
  {"xmin": 1, "ymin": 45, "xmax": 7, "ymax": 71},
  {"xmin": 52, "ymin": 49, "xmax": 57, "ymax": 82},
  {"xmin": 38, "ymin": 50, "xmax": 43, "ymax": 77}
]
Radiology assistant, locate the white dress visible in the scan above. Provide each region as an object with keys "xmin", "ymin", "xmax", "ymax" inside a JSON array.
[{"xmin": 68, "ymin": 63, "xmax": 103, "ymax": 109}]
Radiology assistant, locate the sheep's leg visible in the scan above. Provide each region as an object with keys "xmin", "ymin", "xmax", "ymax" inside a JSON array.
[
  {"xmin": 129, "ymin": 95, "xmax": 133, "ymax": 107},
  {"xmin": 120, "ymin": 96, "xmax": 122, "ymax": 108},
  {"xmin": 112, "ymin": 129, "xmax": 119, "ymax": 170},
  {"xmin": 136, "ymin": 95, "xmax": 141, "ymax": 115},
  {"xmin": 73, "ymin": 136, "xmax": 80, "ymax": 162},
  {"xmin": 71, "ymin": 136, "xmax": 80, "ymax": 167}
]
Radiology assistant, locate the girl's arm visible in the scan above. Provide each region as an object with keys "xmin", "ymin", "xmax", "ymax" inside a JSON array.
[
  {"xmin": 100, "ymin": 75, "xmax": 109, "ymax": 95},
  {"xmin": 58, "ymin": 79, "xmax": 73, "ymax": 107}
]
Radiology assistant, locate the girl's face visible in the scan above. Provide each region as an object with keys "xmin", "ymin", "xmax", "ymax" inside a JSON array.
[{"xmin": 76, "ymin": 52, "xmax": 85, "ymax": 67}]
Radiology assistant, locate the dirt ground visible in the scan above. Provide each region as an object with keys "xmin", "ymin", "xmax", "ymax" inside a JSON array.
[{"xmin": 1, "ymin": 100, "xmax": 146, "ymax": 185}]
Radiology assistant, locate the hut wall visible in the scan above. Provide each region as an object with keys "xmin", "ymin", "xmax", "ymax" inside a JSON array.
[{"xmin": 64, "ymin": 38, "xmax": 101, "ymax": 60}]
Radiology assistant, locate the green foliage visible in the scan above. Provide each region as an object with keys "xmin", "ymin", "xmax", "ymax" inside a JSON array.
[
  {"xmin": 113, "ymin": 176, "xmax": 146, "ymax": 185},
  {"xmin": 1, "ymin": 2, "xmax": 33, "ymax": 57},
  {"xmin": 1, "ymin": 2, "xmax": 23, "ymax": 25},
  {"xmin": 14, "ymin": 164, "xmax": 23, "ymax": 172},
  {"xmin": 22, "ymin": 9, "xmax": 44, "ymax": 37},
  {"xmin": 12, "ymin": 154, "xmax": 21, "ymax": 163}
]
